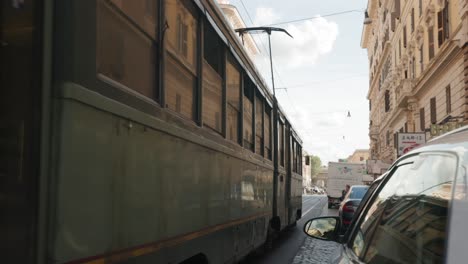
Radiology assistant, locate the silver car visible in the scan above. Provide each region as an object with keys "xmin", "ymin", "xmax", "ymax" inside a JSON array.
[{"xmin": 303, "ymin": 126, "xmax": 468, "ymax": 263}]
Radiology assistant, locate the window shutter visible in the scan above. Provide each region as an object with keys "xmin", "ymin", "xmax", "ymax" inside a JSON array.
[
  {"xmin": 430, "ymin": 97, "xmax": 437, "ymax": 124},
  {"xmin": 444, "ymin": 2, "xmax": 450, "ymax": 39},
  {"xmin": 420, "ymin": 108, "xmax": 425, "ymax": 131},
  {"xmin": 394, "ymin": 0, "xmax": 401, "ymax": 18},
  {"xmin": 446, "ymin": 85, "xmax": 451, "ymax": 114},
  {"xmin": 428, "ymin": 27, "xmax": 434, "ymax": 59},
  {"xmin": 403, "ymin": 25, "xmax": 407, "ymax": 47}
]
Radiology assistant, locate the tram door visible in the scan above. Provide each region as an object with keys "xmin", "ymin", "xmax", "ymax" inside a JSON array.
[{"xmin": 1, "ymin": 0, "xmax": 43, "ymax": 263}]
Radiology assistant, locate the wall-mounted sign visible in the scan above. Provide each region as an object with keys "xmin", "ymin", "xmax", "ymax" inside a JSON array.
[
  {"xmin": 430, "ymin": 122, "xmax": 464, "ymax": 137},
  {"xmin": 397, "ymin": 133, "xmax": 426, "ymax": 156}
]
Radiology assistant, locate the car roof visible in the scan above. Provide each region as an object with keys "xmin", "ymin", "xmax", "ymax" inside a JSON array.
[{"xmin": 350, "ymin": 185, "xmax": 368, "ymax": 189}]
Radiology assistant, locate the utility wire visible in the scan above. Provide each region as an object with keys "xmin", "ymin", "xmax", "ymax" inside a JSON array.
[{"xmin": 264, "ymin": 9, "xmax": 365, "ymax": 27}]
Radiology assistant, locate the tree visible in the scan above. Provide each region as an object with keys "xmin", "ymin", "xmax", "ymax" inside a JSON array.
[{"xmin": 309, "ymin": 155, "xmax": 322, "ymax": 178}]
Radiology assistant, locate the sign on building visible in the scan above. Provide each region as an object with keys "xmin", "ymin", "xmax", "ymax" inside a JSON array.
[
  {"xmin": 397, "ymin": 133, "xmax": 426, "ymax": 156},
  {"xmin": 430, "ymin": 122, "xmax": 464, "ymax": 137}
]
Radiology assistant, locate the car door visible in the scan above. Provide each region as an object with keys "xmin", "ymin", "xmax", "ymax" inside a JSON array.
[{"xmin": 341, "ymin": 152, "xmax": 457, "ymax": 263}]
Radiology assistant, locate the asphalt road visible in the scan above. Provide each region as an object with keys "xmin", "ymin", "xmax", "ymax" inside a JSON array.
[{"xmin": 241, "ymin": 194, "xmax": 338, "ymax": 264}]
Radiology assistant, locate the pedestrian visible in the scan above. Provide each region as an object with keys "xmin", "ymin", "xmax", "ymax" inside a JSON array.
[{"xmin": 341, "ymin": 185, "xmax": 350, "ymax": 201}]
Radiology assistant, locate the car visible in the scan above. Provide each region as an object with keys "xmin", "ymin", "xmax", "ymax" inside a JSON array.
[
  {"xmin": 303, "ymin": 125, "xmax": 468, "ymax": 263},
  {"xmin": 338, "ymin": 185, "xmax": 369, "ymax": 227}
]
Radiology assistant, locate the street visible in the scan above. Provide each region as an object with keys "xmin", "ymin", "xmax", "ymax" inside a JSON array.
[{"xmin": 241, "ymin": 194, "xmax": 339, "ymax": 264}]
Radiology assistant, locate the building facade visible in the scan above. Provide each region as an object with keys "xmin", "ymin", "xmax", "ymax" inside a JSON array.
[
  {"xmin": 347, "ymin": 149, "xmax": 370, "ymax": 163},
  {"xmin": 216, "ymin": 0, "xmax": 259, "ymax": 58},
  {"xmin": 302, "ymin": 152, "xmax": 312, "ymax": 191},
  {"xmin": 313, "ymin": 167, "xmax": 328, "ymax": 188},
  {"xmin": 362, "ymin": 0, "xmax": 468, "ymax": 163}
]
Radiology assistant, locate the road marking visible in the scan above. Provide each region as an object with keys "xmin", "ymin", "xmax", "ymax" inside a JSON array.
[{"xmin": 302, "ymin": 197, "xmax": 324, "ymax": 217}]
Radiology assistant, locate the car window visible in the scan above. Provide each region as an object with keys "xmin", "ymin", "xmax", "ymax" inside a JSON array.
[
  {"xmin": 349, "ymin": 187, "xmax": 369, "ymax": 199},
  {"xmin": 350, "ymin": 153, "xmax": 457, "ymax": 263}
]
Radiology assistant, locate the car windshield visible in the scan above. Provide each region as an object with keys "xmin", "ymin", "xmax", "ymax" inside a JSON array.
[{"xmin": 348, "ymin": 187, "xmax": 369, "ymax": 199}]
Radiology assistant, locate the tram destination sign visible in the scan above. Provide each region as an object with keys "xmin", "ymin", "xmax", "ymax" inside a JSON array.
[{"xmin": 397, "ymin": 133, "xmax": 426, "ymax": 156}]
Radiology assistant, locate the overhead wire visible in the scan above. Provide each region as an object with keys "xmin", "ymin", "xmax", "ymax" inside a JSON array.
[
  {"xmin": 236, "ymin": 1, "xmax": 360, "ymax": 150},
  {"xmin": 264, "ymin": 9, "xmax": 365, "ymax": 27}
]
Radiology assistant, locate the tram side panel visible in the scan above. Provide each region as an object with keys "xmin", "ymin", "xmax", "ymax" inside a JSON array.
[
  {"xmin": 50, "ymin": 92, "xmax": 273, "ymax": 263},
  {"xmin": 290, "ymin": 172, "xmax": 303, "ymax": 224}
]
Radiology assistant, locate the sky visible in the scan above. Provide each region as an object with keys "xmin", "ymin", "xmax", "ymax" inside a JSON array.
[{"xmin": 228, "ymin": 0, "xmax": 370, "ymax": 164}]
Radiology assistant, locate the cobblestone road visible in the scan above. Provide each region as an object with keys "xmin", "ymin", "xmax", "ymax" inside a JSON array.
[{"xmin": 292, "ymin": 204, "xmax": 341, "ymax": 264}]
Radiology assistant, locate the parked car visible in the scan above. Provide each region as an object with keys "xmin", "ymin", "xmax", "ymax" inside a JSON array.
[
  {"xmin": 303, "ymin": 126, "xmax": 468, "ymax": 263},
  {"xmin": 338, "ymin": 185, "xmax": 369, "ymax": 227}
]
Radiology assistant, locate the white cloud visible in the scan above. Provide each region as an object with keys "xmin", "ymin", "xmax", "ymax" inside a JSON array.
[{"xmin": 252, "ymin": 7, "xmax": 339, "ymax": 69}]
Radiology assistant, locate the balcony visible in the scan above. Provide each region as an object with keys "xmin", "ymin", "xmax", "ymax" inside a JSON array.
[{"xmin": 396, "ymin": 79, "xmax": 414, "ymax": 108}]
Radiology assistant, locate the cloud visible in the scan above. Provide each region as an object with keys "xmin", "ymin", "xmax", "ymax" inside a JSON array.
[{"xmin": 252, "ymin": 7, "xmax": 339, "ymax": 69}]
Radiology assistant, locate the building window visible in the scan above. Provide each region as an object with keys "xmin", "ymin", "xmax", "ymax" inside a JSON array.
[
  {"xmin": 369, "ymin": 100, "xmax": 372, "ymax": 111},
  {"xmin": 430, "ymin": 97, "xmax": 437, "ymax": 124},
  {"xmin": 203, "ymin": 20, "xmax": 225, "ymax": 133},
  {"xmin": 446, "ymin": 85, "xmax": 451, "ymax": 114},
  {"xmin": 264, "ymin": 105, "xmax": 272, "ymax": 160},
  {"xmin": 420, "ymin": 44, "xmax": 424, "ymax": 73},
  {"xmin": 97, "ymin": 0, "xmax": 159, "ymax": 99},
  {"xmin": 411, "ymin": 8, "xmax": 415, "ymax": 32},
  {"xmin": 165, "ymin": 0, "xmax": 198, "ymax": 120},
  {"xmin": 419, "ymin": 0, "xmax": 423, "ymax": 17},
  {"xmin": 255, "ymin": 94, "xmax": 264, "ymax": 155},
  {"xmin": 428, "ymin": 26, "xmax": 435, "ymax": 59},
  {"xmin": 394, "ymin": 0, "xmax": 400, "ymax": 19},
  {"xmin": 385, "ymin": 90, "xmax": 390, "ymax": 112},
  {"xmin": 398, "ymin": 40, "xmax": 402, "ymax": 58},
  {"xmin": 386, "ymin": 131, "xmax": 390, "ymax": 146},
  {"xmin": 226, "ymin": 54, "xmax": 241, "ymax": 143},
  {"xmin": 437, "ymin": 1, "xmax": 449, "ymax": 47},
  {"xmin": 243, "ymin": 77, "xmax": 254, "ymax": 151},
  {"xmin": 403, "ymin": 25, "xmax": 407, "ymax": 48},
  {"xmin": 420, "ymin": 107, "xmax": 425, "ymax": 131}
]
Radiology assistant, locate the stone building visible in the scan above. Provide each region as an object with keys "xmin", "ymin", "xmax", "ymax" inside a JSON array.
[
  {"xmin": 302, "ymin": 151, "xmax": 312, "ymax": 191},
  {"xmin": 362, "ymin": 0, "xmax": 468, "ymax": 163},
  {"xmin": 347, "ymin": 149, "xmax": 370, "ymax": 163},
  {"xmin": 216, "ymin": 0, "xmax": 259, "ymax": 58}
]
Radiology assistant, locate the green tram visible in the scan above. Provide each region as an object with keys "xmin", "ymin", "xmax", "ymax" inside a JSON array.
[{"xmin": 1, "ymin": 0, "xmax": 303, "ymax": 263}]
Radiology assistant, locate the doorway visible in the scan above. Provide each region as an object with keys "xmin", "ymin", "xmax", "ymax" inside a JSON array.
[{"xmin": 1, "ymin": 0, "xmax": 43, "ymax": 262}]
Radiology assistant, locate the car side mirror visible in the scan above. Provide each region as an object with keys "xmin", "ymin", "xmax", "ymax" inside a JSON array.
[{"xmin": 303, "ymin": 216, "xmax": 341, "ymax": 241}]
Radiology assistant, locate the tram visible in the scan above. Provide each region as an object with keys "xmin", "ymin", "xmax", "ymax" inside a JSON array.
[{"xmin": 0, "ymin": 0, "xmax": 303, "ymax": 263}]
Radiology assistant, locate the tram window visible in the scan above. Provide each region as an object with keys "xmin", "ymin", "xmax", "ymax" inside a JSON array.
[
  {"xmin": 243, "ymin": 78, "xmax": 255, "ymax": 151},
  {"xmin": 284, "ymin": 127, "xmax": 290, "ymax": 171},
  {"xmin": 279, "ymin": 121, "xmax": 284, "ymax": 167},
  {"xmin": 299, "ymin": 145, "xmax": 303, "ymax": 175},
  {"xmin": 203, "ymin": 20, "xmax": 224, "ymax": 133},
  {"xmin": 97, "ymin": 0, "xmax": 158, "ymax": 99},
  {"xmin": 264, "ymin": 106, "xmax": 272, "ymax": 160},
  {"xmin": 255, "ymin": 94, "xmax": 264, "ymax": 155},
  {"xmin": 165, "ymin": 0, "xmax": 198, "ymax": 120},
  {"xmin": 226, "ymin": 54, "xmax": 241, "ymax": 143},
  {"xmin": 292, "ymin": 140, "xmax": 297, "ymax": 172}
]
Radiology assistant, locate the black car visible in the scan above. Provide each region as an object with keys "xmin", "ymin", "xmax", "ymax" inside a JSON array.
[
  {"xmin": 338, "ymin": 185, "xmax": 369, "ymax": 227},
  {"xmin": 303, "ymin": 126, "xmax": 468, "ymax": 263}
]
